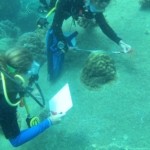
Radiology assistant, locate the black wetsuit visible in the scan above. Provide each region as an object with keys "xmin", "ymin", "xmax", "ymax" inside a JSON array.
[
  {"xmin": 51, "ymin": 0, "xmax": 122, "ymax": 50},
  {"xmin": 0, "ymin": 80, "xmax": 22, "ymax": 139}
]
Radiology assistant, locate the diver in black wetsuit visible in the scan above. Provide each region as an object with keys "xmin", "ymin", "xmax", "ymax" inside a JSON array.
[
  {"xmin": 39, "ymin": 0, "xmax": 132, "ymax": 53},
  {"xmin": 0, "ymin": 48, "xmax": 65, "ymax": 147}
]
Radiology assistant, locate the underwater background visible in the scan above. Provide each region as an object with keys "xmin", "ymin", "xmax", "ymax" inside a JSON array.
[{"xmin": 0, "ymin": 0, "xmax": 150, "ymax": 149}]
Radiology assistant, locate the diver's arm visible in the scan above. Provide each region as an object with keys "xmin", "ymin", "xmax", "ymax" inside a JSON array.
[
  {"xmin": 9, "ymin": 113, "xmax": 65, "ymax": 147},
  {"xmin": 9, "ymin": 118, "xmax": 52, "ymax": 147},
  {"xmin": 95, "ymin": 13, "xmax": 122, "ymax": 44}
]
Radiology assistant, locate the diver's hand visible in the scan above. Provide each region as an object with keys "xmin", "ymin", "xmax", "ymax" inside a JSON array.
[
  {"xmin": 49, "ymin": 113, "xmax": 65, "ymax": 125},
  {"xmin": 119, "ymin": 40, "xmax": 132, "ymax": 53},
  {"xmin": 61, "ymin": 46, "xmax": 76, "ymax": 53},
  {"xmin": 77, "ymin": 17, "xmax": 97, "ymax": 28}
]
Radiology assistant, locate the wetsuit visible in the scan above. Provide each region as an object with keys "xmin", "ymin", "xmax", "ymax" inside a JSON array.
[
  {"xmin": 0, "ymin": 79, "xmax": 52, "ymax": 147},
  {"xmin": 50, "ymin": 0, "xmax": 122, "ymax": 51}
]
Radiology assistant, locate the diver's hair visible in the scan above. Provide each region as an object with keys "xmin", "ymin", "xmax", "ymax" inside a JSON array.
[{"xmin": 0, "ymin": 48, "xmax": 33, "ymax": 75}]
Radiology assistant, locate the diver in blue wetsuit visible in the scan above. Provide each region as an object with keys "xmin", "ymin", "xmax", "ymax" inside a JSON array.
[
  {"xmin": 0, "ymin": 48, "xmax": 65, "ymax": 147},
  {"xmin": 39, "ymin": 0, "xmax": 132, "ymax": 53}
]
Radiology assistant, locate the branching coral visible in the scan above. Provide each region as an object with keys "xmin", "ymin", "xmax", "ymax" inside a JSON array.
[{"xmin": 80, "ymin": 52, "xmax": 117, "ymax": 89}]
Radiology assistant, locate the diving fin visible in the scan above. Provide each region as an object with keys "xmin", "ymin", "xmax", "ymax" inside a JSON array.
[{"xmin": 46, "ymin": 29, "xmax": 78, "ymax": 81}]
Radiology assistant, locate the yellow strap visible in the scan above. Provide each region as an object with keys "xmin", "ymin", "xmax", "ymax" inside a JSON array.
[
  {"xmin": 14, "ymin": 75, "xmax": 31, "ymax": 115},
  {"xmin": 1, "ymin": 72, "xmax": 21, "ymax": 106},
  {"xmin": 46, "ymin": 7, "xmax": 56, "ymax": 18},
  {"xmin": 45, "ymin": 0, "xmax": 60, "ymax": 18},
  {"xmin": 14, "ymin": 74, "xmax": 26, "ymax": 87}
]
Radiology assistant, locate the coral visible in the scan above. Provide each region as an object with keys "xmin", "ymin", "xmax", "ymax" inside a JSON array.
[
  {"xmin": 0, "ymin": 38, "xmax": 15, "ymax": 53},
  {"xmin": 0, "ymin": 0, "xmax": 38, "ymax": 32},
  {"xmin": 16, "ymin": 32, "xmax": 46, "ymax": 66},
  {"xmin": 39, "ymin": 108, "xmax": 50, "ymax": 120},
  {"xmin": 80, "ymin": 52, "xmax": 117, "ymax": 89},
  {"xmin": 34, "ymin": 28, "xmax": 47, "ymax": 42},
  {"xmin": 139, "ymin": 0, "xmax": 150, "ymax": 8},
  {"xmin": 0, "ymin": 20, "xmax": 21, "ymax": 39}
]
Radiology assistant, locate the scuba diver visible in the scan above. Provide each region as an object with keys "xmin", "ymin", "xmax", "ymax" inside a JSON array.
[
  {"xmin": 38, "ymin": 0, "xmax": 131, "ymax": 52},
  {"xmin": 0, "ymin": 48, "xmax": 65, "ymax": 147},
  {"xmin": 38, "ymin": 0, "xmax": 132, "ymax": 80}
]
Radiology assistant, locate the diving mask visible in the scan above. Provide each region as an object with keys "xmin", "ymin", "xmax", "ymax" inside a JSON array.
[
  {"xmin": 28, "ymin": 61, "xmax": 40, "ymax": 75},
  {"xmin": 85, "ymin": 0, "xmax": 110, "ymax": 12}
]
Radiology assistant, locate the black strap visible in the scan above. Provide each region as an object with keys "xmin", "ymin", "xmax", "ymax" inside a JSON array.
[{"xmin": 0, "ymin": 68, "xmax": 45, "ymax": 107}]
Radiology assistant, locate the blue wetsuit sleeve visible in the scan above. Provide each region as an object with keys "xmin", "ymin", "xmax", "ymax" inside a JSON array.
[{"xmin": 9, "ymin": 118, "xmax": 52, "ymax": 147}]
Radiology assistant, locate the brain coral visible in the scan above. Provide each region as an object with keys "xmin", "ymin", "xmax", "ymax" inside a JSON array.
[{"xmin": 80, "ymin": 52, "xmax": 117, "ymax": 89}]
